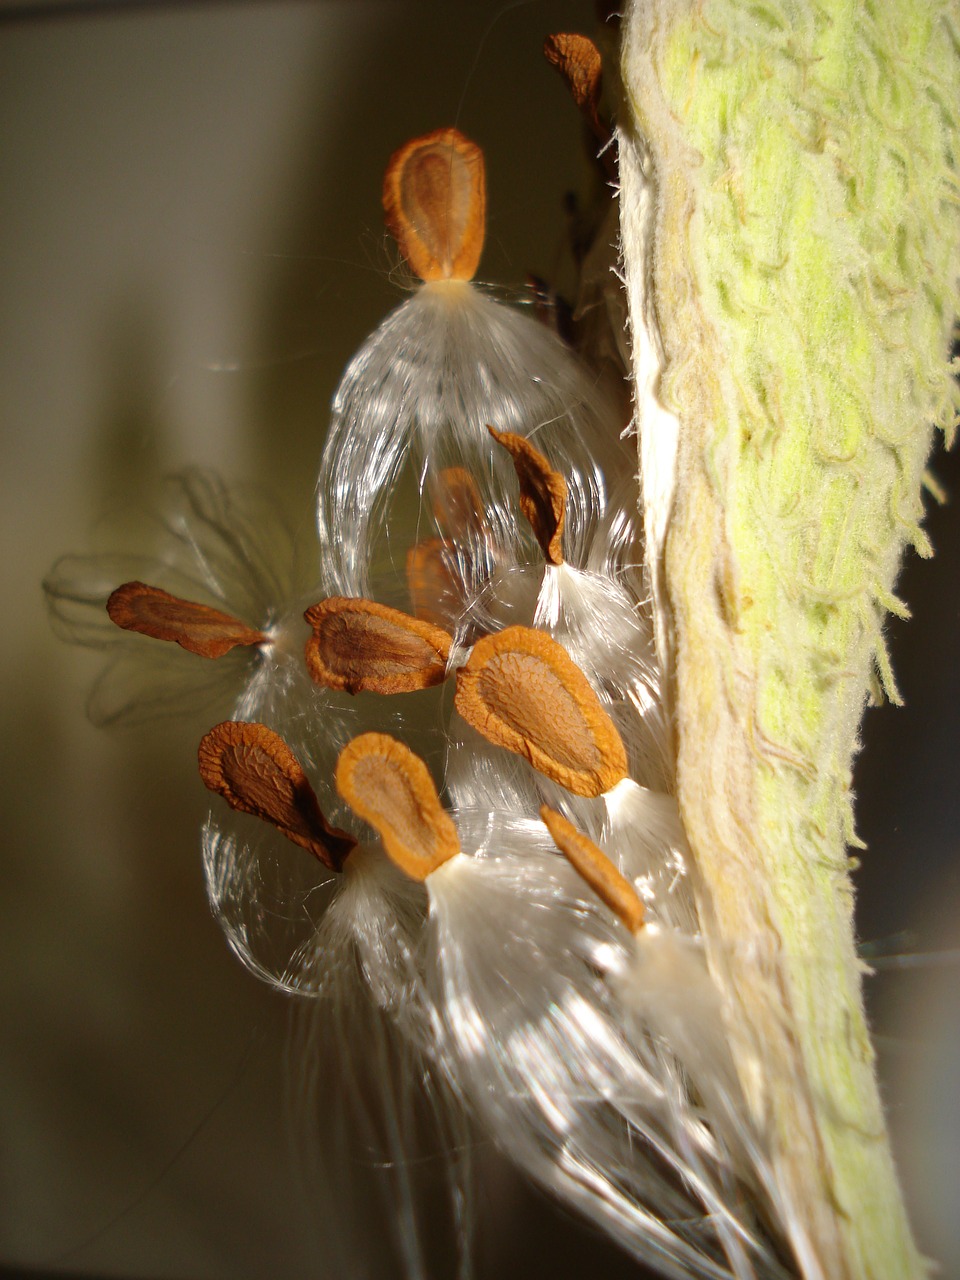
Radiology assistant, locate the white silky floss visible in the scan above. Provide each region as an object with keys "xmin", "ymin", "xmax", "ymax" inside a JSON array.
[
  {"xmin": 204, "ymin": 803, "xmax": 475, "ymax": 1280},
  {"xmin": 315, "ymin": 128, "xmax": 630, "ymax": 613},
  {"xmin": 316, "ymin": 279, "xmax": 630, "ymax": 601},
  {"xmin": 423, "ymin": 810, "xmax": 787, "ymax": 1280}
]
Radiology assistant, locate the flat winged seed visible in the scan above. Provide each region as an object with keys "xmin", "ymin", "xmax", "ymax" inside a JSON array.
[
  {"xmin": 335, "ymin": 733, "xmax": 460, "ymax": 881},
  {"xmin": 454, "ymin": 626, "xmax": 627, "ymax": 797},
  {"xmin": 487, "ymin": 425, "xmax": 566, "ymax": 565},
  {"xmin": 303, "ymin": 597, "xmax": 453, "ymax": 694},
  {"xmin": 106, "ymin": 581, "xmax": 267, "ymax": 658},
  {"xmin": 541, "ymin": 805, "xmax": 645, "ymax": 933},
  {"xmin": 543, "ymin": 33, "xmax": 604, "ymax": 133},
  {"xmin": 198, "ymin": 721, "xmax": 356, "ymax": 870},
  {"xmin": 382, "ymin": 127, "xmax": 486, "ymax": 283}
]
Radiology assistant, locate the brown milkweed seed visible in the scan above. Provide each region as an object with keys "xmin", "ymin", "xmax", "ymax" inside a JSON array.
[
  {"xmin": 106, "ymin": 581, "xmax": 267, "ymax": 658},
  {"xmin": 406, "ymin": 538, "xmax": 462, "ymax": 631},
  {"xmin": 335, "ymin": 733, "xmax": 460, "ymax": 881},
  {"xmin": 382, "ymin": 128, "xmax": 486, "ymax": 283},
  {"xmin": 543, "ymin": 34, "xmax": 604, "ymax": 136},
  {"xmin": 431, "ymin": 466, "xmax": 488, "ymax": 544},
  {"xmin": 488, "ymin": 425, "xmax": 566, "ymax": 565},
  {"xmin": 198, "ymin": 721, "xmax": 356, "ymax": 871},
  {"xmin": 304, "ymin": 597, "xmax": 453, "ymax": 694},
  {"xmin": 454, "ymin": 626, "xmax": 627, "ymax": 797},
  {"xmin": 540, "ymin": 805, "xmax": 645, "ymax": 934}
]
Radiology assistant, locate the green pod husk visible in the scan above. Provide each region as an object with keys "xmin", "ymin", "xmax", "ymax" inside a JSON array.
[{"xmin": 619, "ymin": 4, "xmax": 960, "ymax": 1277}]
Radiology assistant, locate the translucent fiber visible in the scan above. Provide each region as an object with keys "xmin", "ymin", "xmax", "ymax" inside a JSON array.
[
  {"xmin": 316, "ymin": 281, "xmax": 632, "ymax": 602},
  {"xmin": 427, "ymin": 811, "xmax": 790, "ymax": 1280}
]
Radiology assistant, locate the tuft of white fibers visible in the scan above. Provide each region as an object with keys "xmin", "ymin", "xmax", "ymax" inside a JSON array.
[
  {"xmin": 206, "ymin": 787, "xmax": 476, "ymax": 1280},
  {"xmin": 602, "ymin": 779, "xmax": 698, "ymax": 933},
  {"xmin": 287, "ymin": 977, "xmax": 476, "ymax": 1280},
  {"xmin": 316, "ymin": 280, "xmax": 632, "ymax": 601},
  {"xmin": 613, "ymin": 925, "xmax": 817, "ymax": 1280},
  {"xmin": 202, "ymin": 779, "xmax": 425, "ymax": 1005},
  {"xmin": 205, "ymin": 807, "xmax": 480, "ymax": 1280},
  {"xmin": 425, "ymin": 809, "xmax": 791, "ymax": 1280}
]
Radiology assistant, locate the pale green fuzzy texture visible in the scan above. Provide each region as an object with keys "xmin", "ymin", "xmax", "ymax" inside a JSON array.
[
  {"xmin": 621, "ymin": 2, "xmax": 959, "ymax": 1278},
  {"xmin": 658, "ymin": 0, "xmax": 960, "ymax": 720}
]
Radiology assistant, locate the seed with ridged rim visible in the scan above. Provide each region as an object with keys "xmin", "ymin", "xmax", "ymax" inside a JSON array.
[
  {"xmin": 335, "ymin": 733, "xmax": 459, "ymax": 881},
  {"xmin": 454, "ymin": 625, "xmax": 627, "ymax": 797},
  {"xmin": 540, "ymin": 805, "xmax": 645, "ymax": 933},
  {"xmin": 107, "ymin": 581, "xmax": 267, "ymax": 658},
  {"xmin": 382, "ymin": 128, "xmax": 485, "ymax": 283},
  {"xmin": 304, "ymin": 597, "xmax": 452, "ymax": 694},
  {"xmin": 488, "ymin": 425, "xmax": 566, "ymax": 565},
  {"xmin": 543, "ymin": 34, "xmax": 604, "ymax": 137},
  {"xmin": 198, "ymin": 721, "xmax": 356, "ymax": 871}
]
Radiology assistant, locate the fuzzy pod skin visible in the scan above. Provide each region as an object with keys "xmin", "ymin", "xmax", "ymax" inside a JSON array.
[{"xmin": 619, "ymin": 4, "xmax": 960, "ymax": 1279}]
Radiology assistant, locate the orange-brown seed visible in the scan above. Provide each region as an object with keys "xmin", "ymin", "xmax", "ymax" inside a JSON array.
[
  {"xmin": 382, "ymin": 128, "xmax": 486, "ymax": 283},
  {"xmin": 431, "ymin": 466, "xmax": 488, "ymax": 543},
  {"xmin": 304, "ymin": 597, "xmax": 453, "ymax": 694},
  {"xmin": 406, "ymin": 538, "xmax": 463, "ymax": 631},
  {"xmin": 335, "ymin": 733, "xmax": 460, "ymax": 881},
  {"xmin": 106, "ymin": 581, "xmax": 267, "ymax": 658},
  {"xmin": 488, "ymin": 425, "xmax": 566, "ymax": 565},
  {"xmin": 198, "ymin": 721, "xmax": 356, "ymax": 871},
  {"xmin": 543, "ymin": 34, "xmax": 604, "ymax": 135},
  {"xmin": 540, "ymin": 805, "xmax": 645, "ymax": 933},
  {"xmin": 454, "ymin": 625, "xmax": 627, "ymax": 797}
]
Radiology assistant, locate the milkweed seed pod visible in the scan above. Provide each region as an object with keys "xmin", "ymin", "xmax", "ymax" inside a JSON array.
[
  {"xmin": 39, "ymin": 7, "xmax": 958, "ymax": 1270},
  {"xmin": 618, "ymin": 2, "xmax": 960, "ymax": 1276},
  {"xmin": 315, "ymin": 127, "xmax": 633, "ymax": 611}
]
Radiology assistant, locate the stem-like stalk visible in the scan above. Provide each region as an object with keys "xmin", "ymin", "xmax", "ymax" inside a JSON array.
[{"xmin": 619, "ymin": 3, "xmax": 960, "ymax": 1276}]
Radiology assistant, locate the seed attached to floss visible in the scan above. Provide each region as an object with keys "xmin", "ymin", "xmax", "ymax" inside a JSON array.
[
  {"xmin": 107, "ymin": 581, "xmax": 267, "ymax": 658},
  {"xmin": 540, "ymin": 805, "xmax": 645, "ymax": 934},
  {"xmin": 488, "ymin": 425, "xmax": 567, "ymax": 566},
  {"xmin": 454, "ymin": 625, "xmax": 627, "ymax": 797},
  {"xmin": 335, "ymin": 733, "xmax": 460, "ymax": 881},
  {"xmin": 304, "ymin": 597, "xmax": 453, "ymax": 694},
  {"xmin": 382, "ymin": 127, "xmax": 486, "ymax": 283},
  {"xmin": 198, "ymin": 721, "xmax": 357, "ymax": 870}
]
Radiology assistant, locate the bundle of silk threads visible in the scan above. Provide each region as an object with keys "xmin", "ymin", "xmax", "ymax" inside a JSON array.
[{"xmin": 44, "ymin": 40, "xmax": 816, "ymax": 1280}]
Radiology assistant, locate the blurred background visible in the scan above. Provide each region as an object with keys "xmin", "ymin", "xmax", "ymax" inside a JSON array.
[{"xmin": 1, "ymin": 2, "xmax": 957, "ymax": 1277}]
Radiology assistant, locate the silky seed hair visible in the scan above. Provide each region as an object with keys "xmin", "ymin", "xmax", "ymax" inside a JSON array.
[
  {"xmin": 43, "ymin": 468, "xmax": 307, "ymax": 728},
  {"xmin": 423, "ymin": 809, "xmax": 787, "ymax": 1280}
]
